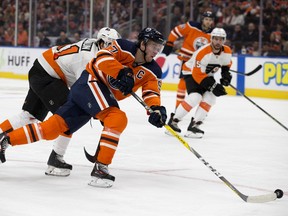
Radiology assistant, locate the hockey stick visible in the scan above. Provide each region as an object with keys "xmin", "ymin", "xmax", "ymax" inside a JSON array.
[
  {"xmin": 229, "ymin": 64, "xmax": 262, "ymax": 76},
  {"xmin": 130, "ymin": 91, "xmax": 283, "ymax": 203},
  {"xmin": 230, "ymin": 84, "xmax": 288, "ymax": 131},
  {"xmin": 173, "ymin": 53, "xmax": 262, "ymax": 76}
]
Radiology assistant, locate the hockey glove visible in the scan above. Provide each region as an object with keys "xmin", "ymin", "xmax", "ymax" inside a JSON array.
[
  {"xmin": 205, "ymin": 64, "xmax": 221, "ymax": 74},
  {"xmin": 115, "ymin": 68, "xmax": 134, "ymax": 95},
  {"xmin": 210, "ymin": 82, "xmax": 227, "ymax": 97},
  {"xmin": 148, "ymin": 106, "xmax": 167, "ymax": 128},
  {"xmin": 220, "ymin": 66, "xmax": 232, "ymax": 86},
  {"xmin": 162, "ymin": 43, "xmax": 173, "ymax": 56},
  {"xmin": 200, "ymin": 77, "xmax": 227, "ymax": 97}
]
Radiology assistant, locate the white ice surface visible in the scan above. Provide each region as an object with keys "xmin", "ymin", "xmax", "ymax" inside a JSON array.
[{"xmin": 0, "ymin": 78, "xmax": 287, "ymax": 216}]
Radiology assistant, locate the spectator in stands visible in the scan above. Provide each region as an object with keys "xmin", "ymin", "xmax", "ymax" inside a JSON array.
[
  {"xmin": 0, "ymin": 26, "xmax": 6, "ymax": 45},
  {"xmin": 243, "ymin": 0, "xmax": 260, "ymax": 24},
  {"xmin": 261, "ymin": 42, "xmax": 274, "ymax": 56},
  {"xmin": 72, "ymin": 32, "xmax": 81, "ymax": 43},
  {"xmin": 55, "ymin": 31, "xmax": 71, "ymax": 46},
  {"xmin": 243, "ymin": 22, "xmax": 258, "ymax": 43},
  {"xmin": 230, "ymin": 24, "xmax": 244, "ymax": 43},
  {"xmin": 170, "ymin": 4, "xmax": 182, "ymax": 29},
  {"xmin": 269, "ymin": 23, "xmax": 283, "ymax": 52},
  {"xmin": 17, "ymin": 23, "xmax": 28, "ymax": 46},
  {"xmin": 4, "ymin": 27, "xmax": 14, "ymax": 46},
  {"xmin": 37, "ymin": 31, "xmax": 51, "ymax": 48}
]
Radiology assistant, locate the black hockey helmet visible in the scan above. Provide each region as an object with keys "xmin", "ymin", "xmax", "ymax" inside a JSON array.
[
  {"xmin": 137, "ymin": 27, "xmax": 165, "ymax": 46},
  {"xmin": 202, "ymin": 11, "xmax": 214, "ymax": 20}
]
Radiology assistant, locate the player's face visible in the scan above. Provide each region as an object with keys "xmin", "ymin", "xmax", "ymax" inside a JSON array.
[
  {"xmin": 202, "ymin": 17, "xmax": 213, "ymax": 30},
  {"xmin": 144, "ymin": 40, "xmax": 163, "ymax": 62},
  {"xmin": 211, "ymin": 36, "xmax": 225, "ymax": 50}
]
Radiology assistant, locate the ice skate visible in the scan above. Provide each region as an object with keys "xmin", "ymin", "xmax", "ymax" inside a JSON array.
[
  {"xmin": 165, "ymin": 113, "xmax": 181, "ymax": 135},
  {"xmin": 184, "ymin": 118, "xmax": 204, "ymax": 138},
  {"xmin": 0, "ymin": 133, "xmax": 10, "ymax": 163},
  {"xmin": 45, "ymin": 150, "xmax": 72, "ymax": 177},
  {"xmin": 89, "ymin": 162, "xmax": 115, "ymax": 188}
]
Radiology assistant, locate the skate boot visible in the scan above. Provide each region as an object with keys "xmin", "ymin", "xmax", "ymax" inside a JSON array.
[
  {"xmin": 184, "ymin": 118, "xmax": 204, "ymax": 138},
  {"xmin": 45, "ymin": 150, "xmax": 73, "ymax": 177},
  {"xmin": 165, "ymin": 113, "xmax": 181, "ymax": 135},
  {"xmin": 0, "ymin": 133, "xmax": 10, "ymax": 163},
  {"xmin": 89, "ymin": 162, "xmax": 115, "ymax": 188}
]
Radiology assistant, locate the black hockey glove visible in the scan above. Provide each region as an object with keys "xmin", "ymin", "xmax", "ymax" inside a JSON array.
[
  {"xmin": 200, "ymin": 77, "xmax": 227, "ymax": 97},
  {"xmin": 115, "ymin": 68, "xmax": 134, "ymax": 95},
  {"xmin": 205, "ymin": 64, "xmax": 221, "ymax": 74},
  {"xmin": 162, "ymin": 43, "xmax": 173, "ymax": 56},
  {"xmin": 210, "ymin": 82, "xmax": 227, "ymax": 97},
  {"xmin": 220, "ymin": 66, "xmax": 232, "ymax": 86},
  {"xmin": 148, "ymin": 106, "xmax": 167, "ymax": 128}
]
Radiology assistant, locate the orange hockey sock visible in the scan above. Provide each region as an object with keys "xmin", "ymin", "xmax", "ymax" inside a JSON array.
[
  {"xmin": 175, "ymin": 78, "xmax": 186, "ymax": 109},
  {"xmin": 95, "ymin": 107, "xmax": 127, "ymax": 165},
  {"xmin": 8, "ymin": 114, "xmax": 69, "ymax": 146},
  {"xmin": 0, "ymin": 120, "xmax": 13, "ymax": 133}
]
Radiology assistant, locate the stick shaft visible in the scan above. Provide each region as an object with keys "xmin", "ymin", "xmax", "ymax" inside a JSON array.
[
  {"xmin": 130, "ymin": 92, "xmax": 277, "ymax": 203},
  {"xmin": 230, "ymin": 84, "xmax": 288, "ymax": 131}
]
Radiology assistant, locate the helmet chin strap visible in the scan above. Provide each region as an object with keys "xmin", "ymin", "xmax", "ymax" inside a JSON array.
[{"xmin": 133, "ymin": 43, "xmax": 148, "ymax": 67}]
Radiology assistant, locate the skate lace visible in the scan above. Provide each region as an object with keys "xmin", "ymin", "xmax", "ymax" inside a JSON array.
[
  {"xmin": 0, "ymin": 137, "xmax": 9, "ymax": 152},
  {"xmin": 56, "ymin": 155, "xmax": 66, "ymax": 164},
  {"xmin": 97, "ymin": 163, "xmax": 109, "ymax": 174}
]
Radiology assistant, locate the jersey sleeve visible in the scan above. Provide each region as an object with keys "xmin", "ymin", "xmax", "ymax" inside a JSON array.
[{"xmin": 93, "ymin": 41, "xmax": 125, "ymax": 79}]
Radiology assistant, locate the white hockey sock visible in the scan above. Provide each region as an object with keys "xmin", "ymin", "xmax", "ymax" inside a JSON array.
[
  {"xmin": 53, "ymin": 135, "xmax": 71, "ymax": 156},
  {"xmin": 194, "ymin": 106, "xmax": 208, "ymax": 122},
  {"xmin": 174, "ymin": 93, "xmax": 202, "ymax": 120},
  {"xmin": 9, "ymin": 111, "xmax": 38, "ymax": 129}
]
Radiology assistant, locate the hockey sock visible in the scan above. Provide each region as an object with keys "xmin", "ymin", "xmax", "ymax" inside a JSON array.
[
  {"xmin": 175, "ymin": 78, "xmax": 186, "ymax": 109},
  {"xmin": 53, "ymin": 134, "xmax": 72, "ymax": 156}
]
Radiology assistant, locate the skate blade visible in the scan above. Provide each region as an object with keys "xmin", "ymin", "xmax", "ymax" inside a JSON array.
[
  {"xmin": 45, "ymin": 166, "xmax": 71, "ymax": 177},
  {"xmin": 184, "ymin": 131, "xmax": 203, "ymax": 139},
  {"xmin": 88, "ymin": 177, "xmax": 114, "ymax": 188}
]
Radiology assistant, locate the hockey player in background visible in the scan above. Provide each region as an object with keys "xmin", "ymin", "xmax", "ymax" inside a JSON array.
[
  {"xmin": 0, "ymin": 27, "xmax": 121, "ymax": 176},
  {"xmin": 162, "ymin": 11, "xmax": 214, "ymax": 115},
  {"xmin": 0, "ymin": 27, "xmax": 167, "ymax": 188},
  {"xmin": 167, "ymin": 28, "xmax": 232, "ymax": 138}
]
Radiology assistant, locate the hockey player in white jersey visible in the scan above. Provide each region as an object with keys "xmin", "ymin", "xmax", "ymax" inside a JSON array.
[
  {"xmin": 167, "ymin": 28, "xmax": 232, "ymax": 138},
  {"xmin": 0, "ymin": 27, "xmax": 120, "ymax": 176}
]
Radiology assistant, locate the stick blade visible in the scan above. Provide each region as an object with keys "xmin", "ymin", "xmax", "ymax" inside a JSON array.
[
  {"xmin": 246, "ymin": 64, "xmax": 262, "ymax": 76},
  {"xmin": 246, "ymin": 192, "xmax": 277, "ymax": 203},
  {"xmin": 83, "ymin": 147, "xmax": 96, "ymax": 163}
]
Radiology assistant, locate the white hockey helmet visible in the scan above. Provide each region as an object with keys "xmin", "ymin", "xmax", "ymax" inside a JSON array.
[
  {"xmin": 211, "ymin": 28, "xmax": 227, "ymax": 41},
  {"xmin": 97, "ymin": 27, "xmax": 121, "ymax": 47}
]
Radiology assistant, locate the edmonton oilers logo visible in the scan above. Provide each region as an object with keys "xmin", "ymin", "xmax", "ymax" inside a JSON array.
[{"xmin": 107, "ymin": 75, "xmax": 119, "ymax": 90}]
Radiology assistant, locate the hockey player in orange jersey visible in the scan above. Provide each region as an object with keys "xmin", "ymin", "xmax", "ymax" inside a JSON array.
[
  {"xmin": 167, "ymin": 28, "xmax": 232, "ymax": 138},
  {"xmin": 0, "ymin": 27, "xmax": 120, "ymax": 176},
  {"xmin": 0, "ymin": 27, "xmax": 167, "ymax": 188},
  {"xmin": 162, "ymin": 11, "xmax": 214, "ymax": 116}
]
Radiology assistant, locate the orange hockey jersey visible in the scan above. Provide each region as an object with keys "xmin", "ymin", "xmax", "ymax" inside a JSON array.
[
  {"xmin": 166, "ymin": 21, "xmax": 212, "ymax": 61},
  {"xmin": 86, "ymin": 39, "xmax": 163, "ymax": 107}
]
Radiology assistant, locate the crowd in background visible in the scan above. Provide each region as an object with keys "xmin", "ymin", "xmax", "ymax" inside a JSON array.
[{"xmin": 0, "ymin": 0, "xmax": 288, "ymax": 56}]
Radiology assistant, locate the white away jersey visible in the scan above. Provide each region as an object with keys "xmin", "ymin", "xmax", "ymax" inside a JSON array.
[{"xmin": 37, "ymin": 38, "xmax": 99, "ymax": 87}]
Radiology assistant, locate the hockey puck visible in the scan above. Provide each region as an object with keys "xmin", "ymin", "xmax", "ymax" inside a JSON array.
[{"xmin": 274, "ymin": 189, "xmax": 284, "ymax": 199}]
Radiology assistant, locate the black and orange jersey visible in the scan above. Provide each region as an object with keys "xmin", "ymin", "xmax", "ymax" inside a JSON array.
[
  {"xmin": 164, "ymin": 21, "xmax": 212, "ymax": 61},
  {"xmin": 86, "ymin": 39, "xmax": 163, "ymax": 107}
]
